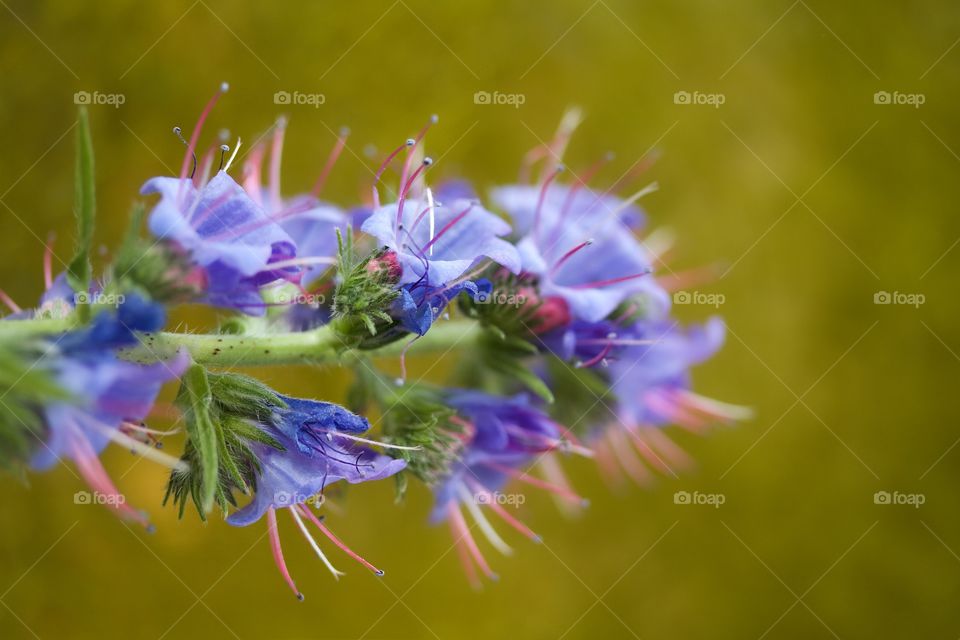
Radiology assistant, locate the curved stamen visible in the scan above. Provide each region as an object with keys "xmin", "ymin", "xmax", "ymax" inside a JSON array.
[
  {"xmin": 372, "ymin": 138, "xmax": 414, "ymax": 208},
  {"xmin": 456, "ymin": 482, "xmax": 513, "ymax": 556},
  {"xmin": 0, "ymin": 289, "xmax": 22, "ymax": 313},
  {"xmin": 466, "ymin": 478, "xmax": 542, "ymax": 543},
  {"xmin": 533, "ymin": 165, "xmax": 565, "ymax": 244},
  {"xmin": 396, "ymin": 158, "xmax": 433, "ymax": 231},
  {"xmin": 420, "ymin": 200, "xmax": 471, "ymax": 254},
  {"xmin": 310, "ymin": 127, "xmax": 349, "ymax": 197},
  {"xmin": 550, "ymin": 239, "xmax": 592, "ymax": 276},
  {"xmin": 448, "ymin": 502, "xmax": 497, "ymax": 581},
  {"xmin": 177, "ymin": 82, "xmax": 229, "ymax": 202},
  {"xmin": 267, "ymin": 507, "xmax": 303, "ymax": 600},
  {"xmin": 484, "ymin": 462, "xmax": 589, "ymax": 506},
  {"xmin": 288, "ymin": 506, "xmax": 344, "ymax": 579},
  {"xmin": 567, "ymin": 270, "xmax": 652, "ymax": 290},
  {"xmin": 297, "ymin": 504, "xmax": 385, "ymax": 576},
  {"xmin": 399, "ymin": 114, "xmax": 438, "ymax": 190}
]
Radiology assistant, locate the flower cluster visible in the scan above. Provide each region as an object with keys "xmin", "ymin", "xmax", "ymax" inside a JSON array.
[{"xmin": 0, "ymin": 90, "xmax": 747, "ymax": 597}]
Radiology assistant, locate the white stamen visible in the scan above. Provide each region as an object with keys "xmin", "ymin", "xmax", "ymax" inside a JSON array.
[
  {"xmin": 223, "ymin": 137, "xmax": 242, "ymax": 173},
  {"xmin": 289, "ymin": 506, "xmax": 345, "ymax": 579},
  {"xmin": 456, "ymin": 483, "xmax": 513, "ymax": 556},
  {"xmin": 586, "ymin": 181, "xmax": 660, "ymax": 236},
  {"xmin": 263, "ymin": 256, "xmax": 338, "ymax": 270},
  {"xmin": 425, "ymin": 187, "xmax": 436, "ymax": 256},
  {"xmin": 323, "ymin": 430, "xmax": 422, "ymax": 451},
  {"xmin": 96, "ymin": 423, "xmax": 188, "ymax": 472}
]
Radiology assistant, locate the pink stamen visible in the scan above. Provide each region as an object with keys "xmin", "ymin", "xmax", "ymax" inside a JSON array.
[
  {"xmin": 69, "ymin": 430, "xmax": 149, "ymax": 527},
  {"xmin": 556, "ymin": 153, "xmax": 614, "ymax": 231},
  {"xmin": 448, "ymin": 503, "xmax": 497, "ymax": 580},
  {"xmin": 372, "ymin": 139, "xmax": 414, "ymax": 208},
  {"xmin": 623, "ymin": 425, "xmax": 674, "ymax": 475},
  {"xmin": 533, "ymin": 165, "xmax": 565, "ymax": 243},
  {"xmin": 607, "ymin": 428, "xmax": 654, "ymax": 486},
  {"xmin": 43, "ymin": 234, "xmax": 55, "ymax": 289},
  {"xmin": 421, "ymin": 201, "xmax": 472, "ymax": 253},
  {"xmin": 266, "ymin": 507, "xmax": 303, "ymax": 600},
  {"xmin": 467, "ymin": 479, "xmax": 541, "ymax": 542},
  {"xmin": 310, "ymin": 127, "xmax": 349, "ymax": 197},
  {"xmin": 550, "ymin": 240, "xmax": 592, "ymax": 276},
  {"xmin": 178, "ymin": 82, "xmax": 229, "ymax": 202},
  {"xmin": 268, "ymin": 118, "xmax": 287, "ymax": 210},
  {"xmin": 0, "ymin": 289, "xmax": 22, "ymax": 314},
  {"xmin": 297, "ymin": 506, "xmax": 385, "ymax": 576},
  {"xmin": 396, "ymin": 158, "xmax": 433, "ymax": 230},
  {"xmin": 484, "ymin": 462, "xmax": 588, "ymax": 505},
  {"xmin": 567, "ymin": 271, "xmax": 652, "ymax": 290},
  {"xmin": 399, "ymin": 114, "xmax": 438, "ymax": 190},
  {"xmin": 242, "ymin": 143, "xmax": 267, "ymax": 204},
  {"xmin": 452, "ymin": 521, "xmax": 481, "ymax": 588},
  {"xmin": 638, "ymin": 426, "xmax": 694, "ymax": 470},
  {"xmin": 577, "ymin": 341, "xmax": 614, "ymax": 369}
]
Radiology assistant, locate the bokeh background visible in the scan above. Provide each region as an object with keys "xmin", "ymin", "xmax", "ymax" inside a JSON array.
[{"xmin": 2, "ymin": 1, "xmax": 959, "ymax": 638}]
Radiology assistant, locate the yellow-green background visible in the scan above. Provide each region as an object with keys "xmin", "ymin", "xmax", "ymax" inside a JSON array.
[{"xmin": 1, "ymin": 1, "xmax": 958, "ymax": 638}]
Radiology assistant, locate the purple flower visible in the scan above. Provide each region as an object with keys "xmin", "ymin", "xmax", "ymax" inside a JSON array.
[
  {"xmin": 579, "ymin": 317, "xmax": 750, "ymax": 485},
  {"xmin": 141, "ymin": 172, "xmax": 300, "ymax": 314},
  {"xmin": 32, "ymin": 297, "xmax": 187, "ymax": 527},
  {"xmin": 492, "ymin": 178, "xmax": 667, "ymax": 323},
  {"xmin": 226, "ymin": 396, "xmax": 405, "ymax": 599},
  {"xmin": 432, "ymin": 391, "xmax": 589, "ymax": 583},
  {"xmin": 362, "ymin": 188, "xmax": 521, "ymax": 288}
]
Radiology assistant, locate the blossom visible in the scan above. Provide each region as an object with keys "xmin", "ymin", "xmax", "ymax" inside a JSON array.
[
  {"xmin": 492, "ymin": 177, "xmax": 667, "ymax": 324},
  {"xmin": 31, "ymin": 297, "xmax": 187, "ymax": 527},
  {"xmin": 141, "ymin": 172, "xmax": 300, "ymax": 314},
  {"xmin": 432, "ymin": 391, "xmax": 589, "ymax": 583},
  {"xmin": 226, "ymin": 396, "xmax": 405, "ymax": 598},
  {"xmin": 582, "ymin": 317, "xmax": 750, "ymax": 484},
  {"xmin": 362, "ymin": 185, "xmax": 521, "ymax": 288},
  {"xmin": 241, "ymin": 120, "xmax": 348, "ymax": 284},
  {"xmin": 139, "ymin": 85, "xmax": 302, "ymax": 315}
]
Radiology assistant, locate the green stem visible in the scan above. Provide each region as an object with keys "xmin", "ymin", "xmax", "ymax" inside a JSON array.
[
  {"xmin": 116, "ymin": 319, "xmax": 481, "ymax": 367},
  {"xmin": 0, "ymin": 317, "xmax": 78, "ymax": 338}
]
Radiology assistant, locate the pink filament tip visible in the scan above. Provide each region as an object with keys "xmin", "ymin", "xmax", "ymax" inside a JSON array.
[{"xmin": 266, "ymin": 508, "xmax": 303, "ymax": 600}]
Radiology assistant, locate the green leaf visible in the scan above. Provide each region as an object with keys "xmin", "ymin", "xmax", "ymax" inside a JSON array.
[
  {"xmin": 176, "ymin": 364, "xmax": 218, "ymax": 515},
  {"xmin": 67, "ymin": 107, "xmax": 96, "ymax": 295}
]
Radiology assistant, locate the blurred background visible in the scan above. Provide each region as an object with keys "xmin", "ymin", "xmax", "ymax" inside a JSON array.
[{"xmin": 1, "ymin": 1, "xmax": 959, "ymax": 638}]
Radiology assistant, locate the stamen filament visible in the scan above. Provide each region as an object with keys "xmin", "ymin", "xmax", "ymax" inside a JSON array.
[
  {"xmin": 298, "ymin": 505, "xmax": 385, "ymax": 576},
  {"xmin": 485, "ymin": 462, "xmax": 589, "ymax": 506},
  {"xmin": 266, "ymin": 507, "xmax": 303, "ymax": 600},
  {"xmin": 288, "ymin": 506, "xmax": 344, "ymax": 580},
  {"xmin": 456, "ymin": 483, "xmax": 513, "ymax": 556},
  {"xmin": 310, "ymin": 127, "xmax": 349, "ymax": 197}
]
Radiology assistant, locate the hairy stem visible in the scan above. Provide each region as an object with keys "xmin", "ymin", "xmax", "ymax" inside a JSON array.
[{"xmin": 115, "ymin": 319, "xmax": 481, "ymax": 367}]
